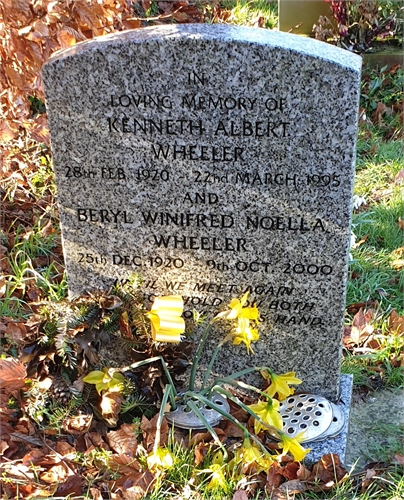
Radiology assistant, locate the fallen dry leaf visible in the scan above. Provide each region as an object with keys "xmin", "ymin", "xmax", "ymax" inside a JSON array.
[
  {"xmin": 100, "ymin": 391, "xmax": 123, "ymax": 427},
  {"xmin": 5, "ymin": 322, "xmax": 27, "ymax": 341},
  {"xmin": 311, "ymin": 453, "xmax": 347, "ymax": 489},
  {"xmin": 0, "ymin": 277, "xmax": 6, "ymax": 298},
  {"xmin": 56, "ymin": 441, "xmax": 76, "ymax": 457},
  {"xmin": 266, "ymin": 462, "xmax": 285, "ymax": 489},
  {"xmin": 56, "ymin": 474, "xmax": 85, "ymax": 497},
  {"xmin": 24, "ymin": 486, "xmax": 53, "ymax": 498},
  {"xmin": 394, "ymin": 169, "xmax": 404, "ymax": 184},
  {"xmin": 114, "ymin": 470, "xmax": 155, "ymax": 499},
  {"xmin": 39, "ymin": 219, "xmax": 55, "ymax": 236},
  {"xmin": 350, "ymin": 308, "xmax": 374, "ymax": 345},
  {"xmin": 84, "ymin": 431, "xmax": 110, "ymax": 451},
  {"xmin": 40, "ymin": 464, "xmax": 69, "ymax": 483},
  {"xmin": 99, "ymin": 294, "xmax": 123, "ymax": 310},
  {"xmin": 108, "ymin": 453, "xmax": 141, "ymax": 475},
  {"xmin": 194, "ymin": 441, "xmax": 208, "ymax": 466},
  {"xmin": 393, "ymin": 453, "xmax": 404, "ymax": 465},
  {"xmin": 119, "ymin": 312, "xmax": 132, "ymax": 338},
  {"xmin": 141, "ymin": 414, "xmax": 168, "ymax": 452},
  {"xmin": 106, "ymin": 423, "xmax": 138, "ymax": 455},
  {"xmin": 188, "ymin": 427, "xmax": 226, "ymax": 447},
  {"xmin": 0, "ymin": 357, "xmax": 27, "ymax": 391},
  {"xmin": 232, "ymin": 490, "xmax": 249, "ymax": 500},
  {"xmin": 373, "ymin": 101, "xmax": 392, "ymax": 124},
  {"xmin": 0, "ymin": 440, "xmax": 10, "ymax": 455},
  {"xmin": 282, "ymin": 461, "xmax": 300, "ymax": 480},
  {"xmin": 278, "ymin": 479, "xmax": 307, "ymax": 494},
  {"xmin": 89, "ymin": 487, "xmax": 104, "ymax": 500},
  {"xmin": 296, "ymin": 462, "xmax": 312, "ymax": 480},
  {"xmin": 21, "ymin": 448, "xmax": 46, "ymax": 466},
  {"xmin": 62, "ymin": 414, "xmax": 93, "ymax": 435},
  {"xmin": 398, "ymin": 218, "xmax": 404, "ymax": 230},
  {"xmin": 361, "ymin": 468, "xmax": 377, "ymax": 492},
  {"xmin": 0, "ymin": 121, "xmax": 17, "ymax": 142},
  {"xmin": 388, "ymin": 310, "xmax": 404, "ymax": 336}
]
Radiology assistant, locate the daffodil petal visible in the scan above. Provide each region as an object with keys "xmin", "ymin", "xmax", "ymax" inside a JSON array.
[
  {"xmin": 240, "ymin": 306, "xmax": 259, "ymax": 320},
  {"xmin": 147, "ymin": 447, "xmax": 174, "ymax": 470},
  {"xmin": 239, "ymin": 291, "xmax": 249, "ymax": 306},
  {"xmin": 95, "ymin": 382, "xmax": 109, "ymax": 394},
  {"xmin": 281, "ymin": 433, "xmax": 310, "ymax": 461},
  {"xmin": 83, "ymin": 371, "xmax": 105, "ymax": 384}
]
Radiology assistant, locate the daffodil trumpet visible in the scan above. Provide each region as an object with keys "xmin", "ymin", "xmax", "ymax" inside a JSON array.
[
  {"xmin": 236, "ymin": 437, "xmax": 274, "ymax": 471},
  {"xmin": 260, "ymin": 369, "xmax": 302, "ymax": 400},
  {"xmin": 278, "ymin": 432, "xmax": 310, "ymax": 462}
]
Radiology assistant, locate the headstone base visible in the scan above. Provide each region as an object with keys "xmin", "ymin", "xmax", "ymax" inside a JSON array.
[{"xmin": 303, "ymin": 374, "xmax": 353, "ymax": 464}]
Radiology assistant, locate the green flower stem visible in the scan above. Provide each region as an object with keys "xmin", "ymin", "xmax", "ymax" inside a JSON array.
[
  {"xmin": 154, "ymin": 384, "xmax": 173, "ymax": 453},
  {"xmin": 121, "ymin": 356, "xmax": 178, "ymax": 409},
  {"xmin": 183, "ymin": 391, "xmax": 269, "ymax": 457},
  {"xmin": 201, "ymin": 342, "xmax": 225, "ymax": 390},
  {"xmin": 186, "ymin": 400, "xmax": 228, "ymax": 461},
  {"xmin": 212, "ymin": 365, "xmax": 269, "ymax": 383},
  {"xmin": 215, "ymin": 378, "xmax": 273, "ymax": 403},
  {"xmin": 211, "ymin": 386, "xmax": 282, "ymax": 442},
  {"xmin": 188, "ymin": 322, "xmax": 212, "ymax": 391}
]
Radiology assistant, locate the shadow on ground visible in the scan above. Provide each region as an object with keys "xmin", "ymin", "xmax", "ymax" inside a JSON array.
[{"xmin": 345, "ymin": 387, "xmax": 404, "ymax": 469}]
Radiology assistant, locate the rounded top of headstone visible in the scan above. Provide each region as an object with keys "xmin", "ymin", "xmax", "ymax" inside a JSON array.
[{"xmin": 45, "ymin": 24, "xmax": 362, "ymax": 73}]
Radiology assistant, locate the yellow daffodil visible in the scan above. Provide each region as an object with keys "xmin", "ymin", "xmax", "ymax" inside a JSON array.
[
  {"xmin": 279, "ymin": 432, "xmax": 309, "ymax": 462},
  {"xmin": 147, "ymin": 295, "xmax": 185, "ymax": 343},
  {"xmin": 235, "ymin": 438, "xmax": 274, "ymax": 472},
  {"xmin": 232, "ymin": 317, "xmax": 259, "ymax": 353},
  {"xmin": 261, "ymin": 370, "xmax": 302, "ymax": 400},
  {"xmin": 248, "ymin": 398, "xmax": 283, "ymax": 434},
  {"xmin": 147, "ymin": 447, "xmax": 174, "ymax": 470},
  {"xmin": 83, "ymin": 368, "xmax": 125, "ymax": 394},
  {"xmin": 215, "ymin": 291, "xmax": 259, "ymax": 321},
  {"xmin": 201, "ymin": 464, "xmax": 229, "ymax": 492}
]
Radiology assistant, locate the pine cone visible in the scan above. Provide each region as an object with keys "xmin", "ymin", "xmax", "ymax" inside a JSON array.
[{"xmin": 50, "ymin": 376, "xmax": 71, "ymax": 404}]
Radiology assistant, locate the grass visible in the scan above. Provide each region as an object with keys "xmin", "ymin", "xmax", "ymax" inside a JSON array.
[
  {"xmin": 363, "ymin": 423, "xmax": 404, "ymax": 463},
  {"xmin": 215, "ymin": 0, "xmax": 278, "ymax": 28},
  {"xmin": 347, "ymin": 126, "xmax": 404, "ymax": 314},
  {"xmin": 295, "ymin": 465, "xmax": 404, "ymax": 500},
  {"xmin": 1, "ymin": 221, "xmax": 67, "ymax": 315}
]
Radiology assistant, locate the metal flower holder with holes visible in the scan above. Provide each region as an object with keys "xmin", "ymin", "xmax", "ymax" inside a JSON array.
[{"xmin": 84, "ymin": 293, "xmax": 344, "ymax": 467}]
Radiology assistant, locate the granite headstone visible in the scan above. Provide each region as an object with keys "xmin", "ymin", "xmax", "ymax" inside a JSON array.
[{"xmin": 43, "ymin": 24, "xmax": 361, "ymax": 401}]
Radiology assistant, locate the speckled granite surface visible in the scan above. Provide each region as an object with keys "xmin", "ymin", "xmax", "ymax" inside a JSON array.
[{"xmin": 42, "ymin": 25, "xmax": 362, "ymax": 400}]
